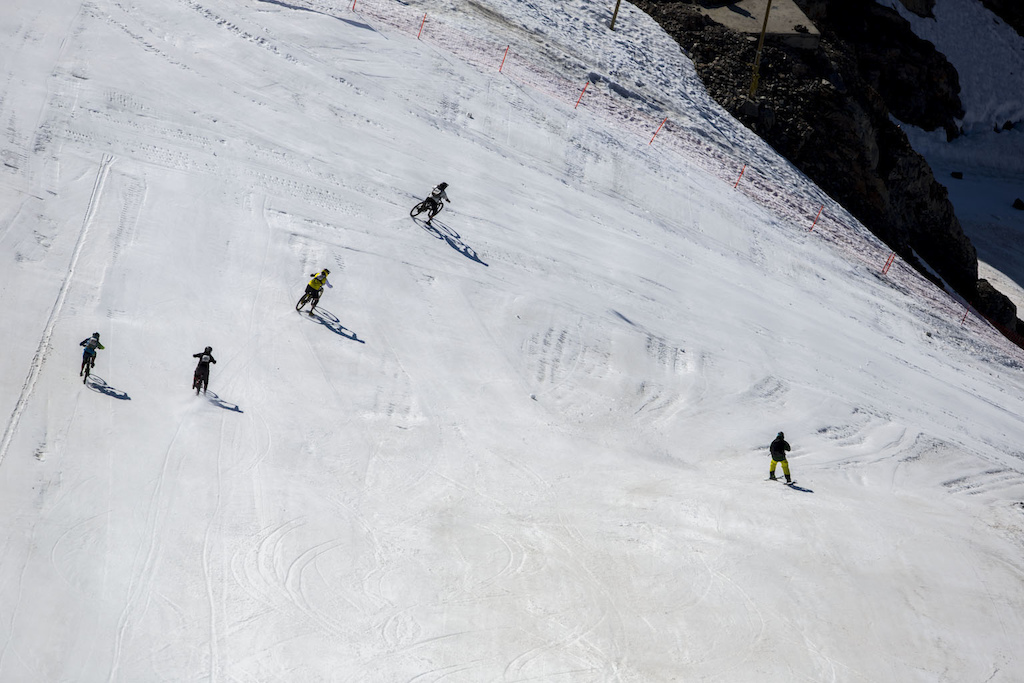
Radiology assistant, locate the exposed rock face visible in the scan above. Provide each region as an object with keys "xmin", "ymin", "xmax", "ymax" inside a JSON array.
[
  {"xmin": 898, "ymin": 0, "xmax": 1024, "ymax": 40},
  {"xmin": 980, "ymin": 0, "xmax": 1024, "ymax": 38},
  {"xmin": 897, "ymin": 0, "xmax": 935, "ymax": 19},
  {"xmin": 977, "ymin": 280, "xmax": 1018, "ymax": 329},
  {"xmin": 631, "ymin": 0, "xmax": 1023, "ymax": 332},
  {"xmin": 800, "ymin": 0, "xmax": 963, "ymax": 138}
]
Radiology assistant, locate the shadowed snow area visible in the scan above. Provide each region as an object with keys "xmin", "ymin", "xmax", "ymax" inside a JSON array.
[{"xmin": 2, "ymin": 0, "xmax": 1024, "ymax": 680}]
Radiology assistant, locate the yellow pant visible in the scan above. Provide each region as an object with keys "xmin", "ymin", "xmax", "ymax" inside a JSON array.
[{"xmin": 770, "ymin": 459, "xmax": 790, "ymax": 476}]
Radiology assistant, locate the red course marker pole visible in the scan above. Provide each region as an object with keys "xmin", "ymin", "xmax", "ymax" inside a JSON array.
[
  {"xmin": 499, "ymin": 46, "xmax": 509, "ymax": 72},
  {"xmin": 575, "ymin": 81, "xmax": 589, "ymax": 109},
  {"xmin": 733, "ymin": 164, "xmax": 746, "ymax": 188},
  {"xmin": 808, "ymin": 204, "xmax": 823, "ymax": 232},
  {"xmin": 882, "ymin": 252, "xmax": 896, "ymax": 275},
  {"xmin": 351, "ymin": 0, "xmax": 356, "ymax": 10},
  {"xmin": 418, "ymin": 13, "xmax": 427, "ymax": 39},
  {"xmin": 961, "ymin": 307, "xmax": 969, "ymax": 325},
  {"xmin": 649, "ymin": 117, "xmax": 667, "ymax": 145}
]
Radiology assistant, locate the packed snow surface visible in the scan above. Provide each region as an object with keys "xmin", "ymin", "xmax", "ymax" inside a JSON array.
[{"xmin": 2, "ymin": 0, "xmax": 1024, "ymax": 681}]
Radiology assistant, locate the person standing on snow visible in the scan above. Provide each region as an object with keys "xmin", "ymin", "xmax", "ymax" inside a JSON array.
[
  {"xmin": 769, "ymin": 431, "xmax": 792, "ymax": 482},
  {"xmin": 192, "ymin": 346, "xmax": 217, "ymax": 395},
  {"xmin": 79, "ymin": 332, "xmax": 105, "ymax": 376},
  {"xmin": 303, "ymin": 268, "xmax": 332, "ymax": 315},
  {"xmin": 424, "ymin": 182, "xmax": 450, "ymax": 225}
]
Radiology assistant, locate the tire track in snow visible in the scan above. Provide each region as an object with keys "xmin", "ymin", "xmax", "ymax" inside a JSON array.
[
  {"xmin": 0, "ymin": 153, "xmax": 114, "ymax": 467},
  {"xmin": 109, "ymin": 411, "xmax": 189, "ymax": 683}
]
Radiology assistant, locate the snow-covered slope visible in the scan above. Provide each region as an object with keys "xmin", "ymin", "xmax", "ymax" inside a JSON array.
[{"xmin": 2, "ymin": 0, "xmax": 1024, "ymax": 680}]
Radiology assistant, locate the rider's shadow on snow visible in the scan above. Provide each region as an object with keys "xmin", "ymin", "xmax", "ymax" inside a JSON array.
[
  {"xmin": 788, "ymin": 483, "xmax": 813, "ymax": 493},
  {"xmin": 206, "ymin": 391, "xmax": 243, "ymax": 413},
  {"xmin": 416, "ymin": 219, "xmax": 488, "ymax": 266},
  {"xmin": 85, "ymin": 376, "xmax": 131, "ymax": 400},
  {"xmin": 307, "ymin": 307, "xmax": 365, "ymax": 343}
]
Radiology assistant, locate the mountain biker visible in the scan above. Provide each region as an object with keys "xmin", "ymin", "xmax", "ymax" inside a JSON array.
[
  {"xmin": 79, "ymin": 332, "xmax": 104, "ymax": 377},
  {"xmin": 303, "ymin": 268, "xmax": 332, "ymax": 315},
  {"xmin": 424, "ymin": 182, "xmax": 450, "ymax": 224},
  {"xmin": 192, "ymin": 346, "xmax": 217, "ymax": 395},
  {"xmin": 769, "ymin": 431, "xmax": 792, "ymax": 483}
]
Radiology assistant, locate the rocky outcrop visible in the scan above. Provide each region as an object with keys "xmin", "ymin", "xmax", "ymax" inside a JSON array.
[
  {"xmin": 977, "ymin": 280, "xmax": 1018, "ymax": 326},
  {"xmin": 897, "ymin": 0, "xmax": 935, "ymax": 19},
  {"xmin": 898, "ymin": 0, "xmax": 1024, "ymax": 41},
  {"xmin": 631, "ymin": 0, "xmax": 1023, "ymax": 332},
  {"xmin": 799, "ymin": 1, "xmax": 963, "ymax": 138},
  {"xmin": 980, "ymin": 0, "xmax": 1024, "ymax": 38}
]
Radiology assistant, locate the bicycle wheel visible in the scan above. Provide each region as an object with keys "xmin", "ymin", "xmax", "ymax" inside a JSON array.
[
  {"xmin": 410, "ymin": 200, "xmax": 429, "ymax": 219},
  {"xmin": 296, "ymin": 292, "xmax": 310, "ymax": 311}
]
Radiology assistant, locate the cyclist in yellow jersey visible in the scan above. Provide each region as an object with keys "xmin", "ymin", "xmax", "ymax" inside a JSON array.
[{"xmin": 303, "ymin": 269, "xmax": 332, "ymax": 314}]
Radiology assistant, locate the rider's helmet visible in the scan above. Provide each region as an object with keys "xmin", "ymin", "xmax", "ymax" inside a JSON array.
[
  {"xmin": 92, "ymin": 332, "xmax": 100, "ymax": 339},
  {"xmin": 777, "ymin": 431, "xmax": 784, "ymax": 439},
  {"xmin": 205, "ymin": 346, "xmax": 212, "ymax": 354},
  {"xmin": 438, "ymin": 182, "xmax": 448, "ymax": 190},
  {"xmin": 321, "ymin": 268, "xmax": 330, "ymax": 276}
]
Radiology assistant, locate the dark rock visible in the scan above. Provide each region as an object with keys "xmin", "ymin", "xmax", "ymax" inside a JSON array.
[
  {"xmin": 1013, "ymin": 198, "xmax": 1024, "ymax": 210},
  {"xmin": 797, "ymin": 0, "xmax": 964, "ymax": 134},
  {"xmin": 898, "ymin": 0, "xmax": 935, "ymax": 18},
  {"xmin": 950, "ymin": 171, "xmax": 964, "ymax": 179},
  {"xmin": 980, "ymin": 0, "xmax": 1024, "ymax": 38},
  {"xmin": 977, "ymin": 280, "xmax": 1018, "ymax": 329}
]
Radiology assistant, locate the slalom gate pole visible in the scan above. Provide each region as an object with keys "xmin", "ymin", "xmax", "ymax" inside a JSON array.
[
  {"xmin": 500, "ymin": 46, "xmax": 509, "ymax": 72},
  {"xmin": 961, "ymin": 308, "xmax": 969, "ymax": 325},
  {"xmin": 649, "ymin": 117, "xmax": 667, "ymax": 145},
  {"xmin": 351, "ymin": 0, "xmax": 356, "ymax": 10},
  {"xmin": 882, "ymin": 252, "xmax": 895, "ymax": 275},
  {"xmin": 418, "ymin": 13, "xmax": 427, "ymax": 39},
  {"xmin": 808, "ymin": 204, "xmax": 823, "ymax": 232},
  {"xmin": 575, "ymin": 81, "xmax": 589, "ymax": 109},
  {"xmin": 734, "ymin": 164, "xmax": 746, "ymax": 188}
]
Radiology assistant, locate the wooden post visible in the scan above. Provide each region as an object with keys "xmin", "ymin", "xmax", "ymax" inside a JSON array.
[
  {"xmin": 606, "ymin": 0, "xmax": 622, "ymax": 30},
  {"xmin": 610, "ymin": 0, "xmax": 623, "ymax": 30},
  {"xmin": 746, "ymin": 0, "xmax": 774, "ymax": 102}
]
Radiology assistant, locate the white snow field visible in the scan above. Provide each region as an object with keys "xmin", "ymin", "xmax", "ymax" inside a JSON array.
[{"xmin": 2, "ymin": 0, "xmax": 1024, "ymax": 681}]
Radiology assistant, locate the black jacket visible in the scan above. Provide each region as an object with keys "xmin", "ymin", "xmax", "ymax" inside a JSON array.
[
  {"xmin": 193, "ymin": 352, "xmax": 217, "ymax": 374},
  {"xmin": 770, "ymin": 436, "xmax": 791, "ymax": 461}
]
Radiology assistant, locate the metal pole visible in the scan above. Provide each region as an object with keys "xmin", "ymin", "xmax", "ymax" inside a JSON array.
[
  {"xmin": 747, "ymin": 0, "xmax": 773, "ymax": 100},
  {"xmin": 610, "ymin": 0, "xmax": 623, "ymax": 30}
]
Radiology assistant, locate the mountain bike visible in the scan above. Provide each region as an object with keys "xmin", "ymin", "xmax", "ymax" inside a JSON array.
[
  {"xmin": 296, "ymin": 290, "xmax": 321, "ymax": 312},
  {"xmin": 81, "ymin": 355, "xmax": 95, "ymax": 384},
  {"xmin": 410, "ymin": 198, "xmax": 442, "ymax": 221}
]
